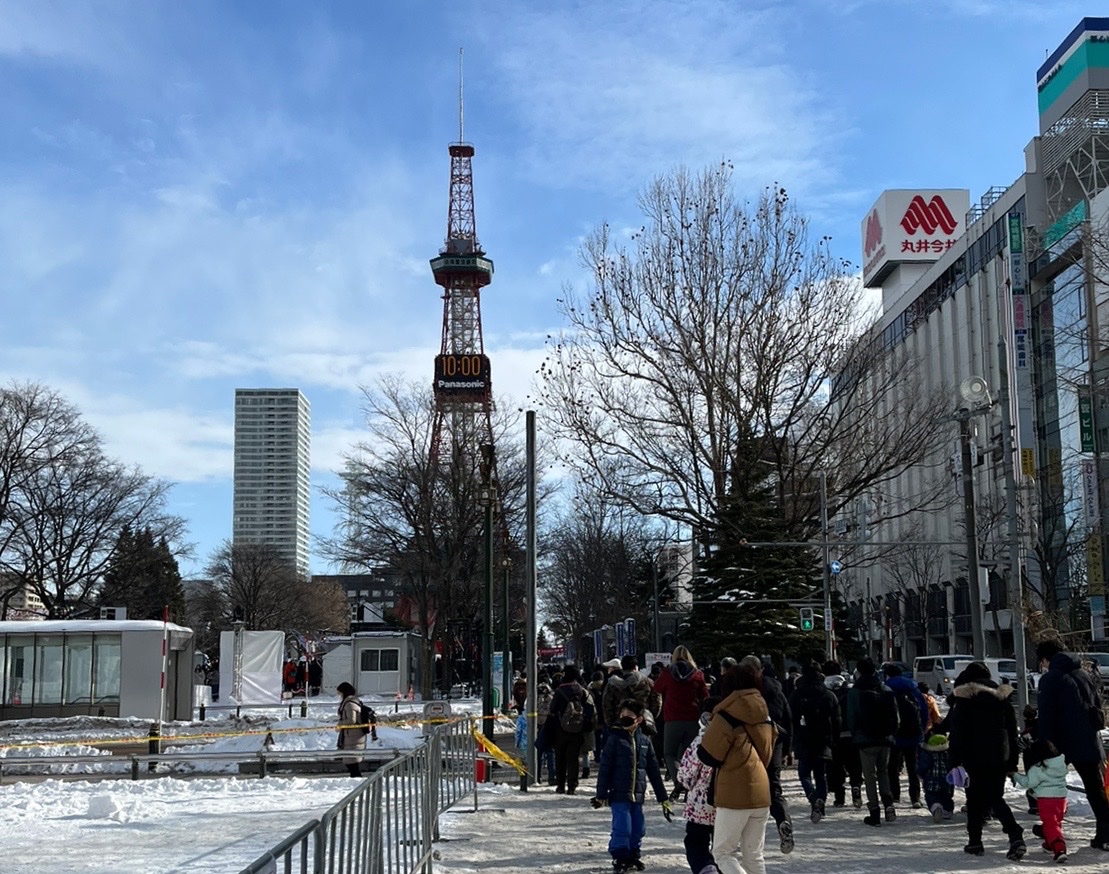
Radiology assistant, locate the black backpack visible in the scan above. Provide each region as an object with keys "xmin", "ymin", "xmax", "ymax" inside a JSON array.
[
  {"xmin": 799, "ymin": 693, "xmax": 830, "ymax": 744},
  {"xmin": 559, "ymin": 687, "xmax": 593, "ymax": 734},
  {"xmin": 858, "ymin": 687, "xmax": 897, "ymax": 739},
  {"xmin": 359, "ymin": 701, "xmax": 376, "ymax": 736},
  {"xmin": 893, "ymin": 689, "xmax": 921, "ymax": 740}
]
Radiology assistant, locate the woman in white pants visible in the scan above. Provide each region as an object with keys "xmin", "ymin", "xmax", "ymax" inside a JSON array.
[{"xmin": 695, "ymin": 663, "xmax": 777, "ymax": 874}]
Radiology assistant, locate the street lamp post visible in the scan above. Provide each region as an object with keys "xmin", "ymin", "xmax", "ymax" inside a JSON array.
[{"xmin": 958, "ymin": 415, "xmax": 988, "ymax": 659}]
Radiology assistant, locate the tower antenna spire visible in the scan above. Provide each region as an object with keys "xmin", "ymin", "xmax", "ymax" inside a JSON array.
[{"xmin": 458, "ymin": 47, "xmax": 464, "ymax": 144}]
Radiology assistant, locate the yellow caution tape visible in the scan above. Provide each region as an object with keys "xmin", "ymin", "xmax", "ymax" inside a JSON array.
[{"xmin": 470, "ymin": 723, "xmax": 527, "ymax": 775}]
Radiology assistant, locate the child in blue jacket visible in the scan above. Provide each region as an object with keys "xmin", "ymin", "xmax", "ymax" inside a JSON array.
[{"xmin": 592, "ymin": 698, "xmax": 673, "ymax": 874}]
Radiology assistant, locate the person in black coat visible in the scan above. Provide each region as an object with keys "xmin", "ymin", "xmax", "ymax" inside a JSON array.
[
  {"xmin": 788, "ymin": 662, "xmax": 841, "ymax": 823},
  {"xmin": 1036, "ymin": 640, "xmax": 1109, "ymax": 850},
  {"xmin": 546, "ymin": 664, "xmax": 594, "ymax": 795},
  {"xmin": 947, "ymin": 661, "xmax": 1024, "ymax": 860},
  {"xmin": 739, "ymin": 655, "xmax": 794, "ymax": 853}
]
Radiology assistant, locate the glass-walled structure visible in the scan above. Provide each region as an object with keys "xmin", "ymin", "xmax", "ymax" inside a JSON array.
[{"xmin": 0, "ymin": 620, "xmax": 195, "ymax": 721}]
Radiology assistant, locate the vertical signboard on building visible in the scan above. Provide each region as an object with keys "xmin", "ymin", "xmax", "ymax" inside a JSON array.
[
  {"xmin": 1007, "ymin": 213, "xmax": 1037, "ymax": 482},
  {"xmin": 1083, "ymin": 459, "xmax": 1101, "ymax": 529},
  {"xmin": 1079, "ymin": 392, "xmax": 1096, "ymax": 452}
]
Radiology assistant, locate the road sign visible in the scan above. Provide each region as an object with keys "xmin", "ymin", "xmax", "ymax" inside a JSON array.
[
  {"xmin": 593, "ymin": 629, "xmax": 604, "ymax": 661},
  {"xmin": 616, "ymin": 621, "xmax": 626, "ymax": 657},
  {"xmin": 829, "ymin": 560, "xmax": 843, "ymax": 575},
  {"xmin": 625, "ymin": 618, "xmax": 636, "ymax": 656}
]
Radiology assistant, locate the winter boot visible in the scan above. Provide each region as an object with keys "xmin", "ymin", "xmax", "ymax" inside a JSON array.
[
  {"xmin": 810, "ymin": 798, "xmax": 825, "ymax": 824},
  {"xmin": 911, "ymin": 799, "xmax": 923, "ymax": 810},
  {"xmin": 863, "ymin": 807, "xmax": 882, "ymax": 827},
  {"xmin": 612, "ymin": 860, "xmax": 632, "ymax": 874},
  {"xmin": 833, "ymin": 791, "xmax": 846, "ymax": 808},
  {"xmin": 930, "ymin": 803, "xmax": 943, "ymax": 823},
  {"xmin": 1007, "ymin": 838, "xmax": 1027, "ymax": 861},
  {"xmin": 884, "ymin": 804, "xmax": 897, "ymax": 823},
  {"xmin": 851, "ymin": 786, "xmax": 863, "ymax": 809},
  {"xmin": 1053, "ymin": 847, "xmax": 1068, "ymax": 863},
  {"xmin": 964, "ymin": 842, "xmax": 985, "ymax": 856},
  {"xmin": 778, "ymin": 820, "xmax": 794, "ymax": 854}
]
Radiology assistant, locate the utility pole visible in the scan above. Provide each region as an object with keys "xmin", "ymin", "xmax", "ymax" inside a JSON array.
[
  {"xmin": 480, "ymin": 442, "xmax": 496, "ymax": 741},
  {"xmin": 998, "ymin": 338, "xmax": 1030, "ymax": 709},
  {"xmin": 959, "ymin": 416, "xmax": 988, "ymax": 658},
  {"xmin": 524, "ymin": 412, "xmax": 538, "ymax": 789},
  {"xmin": 502, "ymin": 556, "xmax": 512, "ymax": 716},
  {"xmin": 651, "ymin": 557, "xmax": 661, "ymax": 652},
  {"xmin": 819, "ymin": 471, "xmax": 834, "ymax": 660}
]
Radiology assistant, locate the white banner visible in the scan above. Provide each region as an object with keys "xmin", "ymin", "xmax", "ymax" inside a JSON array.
[
  {"xmin": 219, "ymin": 630, "xmax": 284, "ymax": 705},
  {"xmin": 1083, "ymin": 459, "xmax": 1100, "ymax": 530}
]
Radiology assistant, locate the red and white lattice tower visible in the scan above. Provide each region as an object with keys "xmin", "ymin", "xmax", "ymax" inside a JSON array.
[{"xmin": 428, "ymin": 61, "xmax": 494, "ymax": 466}]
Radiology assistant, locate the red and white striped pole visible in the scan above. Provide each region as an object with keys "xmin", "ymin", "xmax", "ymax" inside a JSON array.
[{"xmin": 159, "ymin": 606, "xmax": 169, "ymax": 728}]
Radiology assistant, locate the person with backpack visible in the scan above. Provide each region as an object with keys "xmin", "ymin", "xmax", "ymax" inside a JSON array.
[
  {"xmin": 845, "ymin": 658, "xmax": 899, "ymax": 826},
  {"xmin": 788, "ymin": 662, "xmax": 841, "ymax": 823},
  {"xmin": 882, "ymin": 663, "xmax": 928, "ymax": 809},
  {"xmin": 824, "ymin": 661, "xmax": 862, "ymax": 809},
  {"xmin": 603, "ymin": 656, "xmax": 662, "ymax": 735},
  {"xmin": 947, "ymin": 661, "xmax": 1025, "ymax": 860},
  {"xmin": 335, "ymin": 681, "xmax": 367, "ymax": 778},
  {"xmin": 677, "ymin": 697, "xmax": 723, "ymax": 874},
  {"xmin": 547, "ymin": 664, "xmax": 594, "ymax": 794},
  {"xmin": 737, "ymin": 655, "xmax": 794, "ymax": 854},
  {"xmin": 1035, "ymin": 639, "xmax": 1109, "ymax": 851}
]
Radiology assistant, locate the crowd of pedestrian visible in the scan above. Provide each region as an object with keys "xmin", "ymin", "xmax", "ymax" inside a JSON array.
[{"xmin": 510, "ymin": 640, "xmax": 1109, "ymax": 873}]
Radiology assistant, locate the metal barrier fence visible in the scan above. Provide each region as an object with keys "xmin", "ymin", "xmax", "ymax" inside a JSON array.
[{"xmin": 240, "ymin": 717, "xmax": 478, "ymax": 874}]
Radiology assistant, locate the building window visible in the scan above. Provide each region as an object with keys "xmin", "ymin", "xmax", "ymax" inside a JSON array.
[
  {"xmin": 360, "ymin": 648, "xmax": 400, "ymax": 672},
  {"xmin": 93, "ymin": 636, "xmax": 121, "ymax": 703},
  {"xmin": 34, "ymin": 635, "xmax": 64, "ymax": 705},
  {"xmin": 64, "ymin": 635, "xmax": 93, "ymax": 705}
]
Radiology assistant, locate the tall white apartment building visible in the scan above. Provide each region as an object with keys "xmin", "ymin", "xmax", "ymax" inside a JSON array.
[{"xmin": 233, "ymin": 389, "xmax": 311, "ymax": 575}]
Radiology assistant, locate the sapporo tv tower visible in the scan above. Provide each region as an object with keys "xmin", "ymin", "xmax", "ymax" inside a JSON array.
[
  {"xmin": 429, "ymin": 51, "xmax": 494, "ymax": 463},
  {"xmin": 429, "ymin": 52, "xmax": 499, "ymax": 739}
]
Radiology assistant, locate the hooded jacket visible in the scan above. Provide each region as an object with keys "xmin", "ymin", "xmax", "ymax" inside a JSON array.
[
  {"xmin": 789, "ymin": 670, "xmax": 841, "ymax": 759},
  {"xmin": 595, "ymin": 722, "xmax": 668, "ymax": 805},
  {"xmin": 948, "ymin": 680, "xmax": 1019, "ymax": 773},
  {"xmin": 653, "ymin": 660, "xmax": 710, "ymax": 722},
  {"xmin": 1012, "ymin": 753, "xmax": 1069, "ymax": 799},
  {"xmin": 697, "ymin": 689, "xmax": 777, "ymax": 810},
  {"xmin": 825, "ymin": 674, "xmax": 853, "ymax": 739},
  {"xmin": 884, "ymin": 673, "xmax": 930, "ymax": 748},
  {"xmin": 602, "ymin": 671, "xmax": 662, "ymax": 729},
  {"xmin": 846, "ymin": 673, "xmax": 899, "ymax": 747},
  {"xmin": 1037, "ymin": 651, "xmax": 1106, "ymax": 766}
]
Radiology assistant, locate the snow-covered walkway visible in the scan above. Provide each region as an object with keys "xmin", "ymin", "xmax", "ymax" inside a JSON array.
[{"xmin": 437, "ymin": 773, "xmax": 1109, "ymax": 874}]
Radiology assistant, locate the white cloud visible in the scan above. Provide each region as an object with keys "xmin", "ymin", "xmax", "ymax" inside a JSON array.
[{"xmin": 485, "ymin": 0, "xmax": 839, "ymax": 196}]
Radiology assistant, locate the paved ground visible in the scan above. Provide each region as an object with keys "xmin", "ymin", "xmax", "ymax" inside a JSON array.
[{"xmin": 438, "ymin": 766, "xmax": 1109, "ymax": 874}]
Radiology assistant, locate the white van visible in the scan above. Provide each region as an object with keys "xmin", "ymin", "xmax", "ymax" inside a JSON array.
[
  {"xmin": 912, "ymin": 655, "xmax": 965, "ymax": 697},
  {"xmin": 953, "ymin": 658, "xmax": 1031, "ymax": 695}
]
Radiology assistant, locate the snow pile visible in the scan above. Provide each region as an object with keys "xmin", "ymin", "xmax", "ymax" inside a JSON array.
[{"xmin": 86, "ymin": 793, "xmax": 131, "ymax": 823}]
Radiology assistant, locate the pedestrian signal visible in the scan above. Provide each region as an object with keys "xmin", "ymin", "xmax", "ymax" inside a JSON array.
[{"xmin": 799, "ymin": 607, "xmax": 815, "ymax": 632}]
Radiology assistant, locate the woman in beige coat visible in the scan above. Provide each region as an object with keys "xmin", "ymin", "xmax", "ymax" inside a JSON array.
[
  {"xmin": 696, "ymin": 664, "xmax": 777, "ymax": 874},
  {"xmin": 336, "ymin": 681, "xmax": 367, "ymax": 777}
]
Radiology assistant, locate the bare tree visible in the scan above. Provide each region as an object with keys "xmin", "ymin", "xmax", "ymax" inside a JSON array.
[
  {"xmin": 321, "ymin": 375, "xmax": 539, "ymax": 697},
  {"xmin": 540, "ymin": 479, "xmax": 661, "ymax": 655},
  {"xmin": 204, "ymin": 541, "xmax": 350, "ymax": 636},
  {"xmin": 537, "ymin": 164, "xmax": 950, "ymax": 549},
  {"xmin": 0, "ymin": 383, "xmax": 185, "ymax": 618}
]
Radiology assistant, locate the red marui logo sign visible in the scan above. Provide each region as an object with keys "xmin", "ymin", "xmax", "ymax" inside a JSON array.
[
  {"xmin": 900, "ymin": 195, "xmax": 958, "ymax": 236},
  {"xmin": 864, "ymin": 209, "xmax": 882, "ymax": 256}
]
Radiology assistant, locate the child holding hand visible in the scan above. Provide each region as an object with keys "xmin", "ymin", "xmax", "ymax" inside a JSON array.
[{"xmin": 1012, "ymin": 738, "xmax": 1069, "ymax": 863}]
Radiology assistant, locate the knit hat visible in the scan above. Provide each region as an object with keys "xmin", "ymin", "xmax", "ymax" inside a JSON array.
[
  {"xmin": 927, "ymin": 733, "xmax": 948, "ymax": 748},
  {"xmin": 959, "ymin": 661, "xmax": 992, "ymax": 683}
]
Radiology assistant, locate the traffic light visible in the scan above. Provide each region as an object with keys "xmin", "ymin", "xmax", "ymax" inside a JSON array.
[{"xmin": 799, "ymin": 607, "xmax": 815, "ymax": 632}]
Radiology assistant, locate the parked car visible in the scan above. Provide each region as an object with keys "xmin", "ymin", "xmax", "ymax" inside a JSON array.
[
  {"xmin": 913, "ymin": 654, "xmax": 966, "ymax": 697},
  {"xmin": 953, "ymin": 657, "xmax": 1034, "ymax": 697}
]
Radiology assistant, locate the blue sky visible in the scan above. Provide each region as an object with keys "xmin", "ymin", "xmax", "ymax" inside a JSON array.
[{"xmin": 0, "ymin": 0, "xmax": 1094, "ymax": 577}]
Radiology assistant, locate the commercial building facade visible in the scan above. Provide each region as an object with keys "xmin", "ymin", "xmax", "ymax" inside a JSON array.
[
  {"xmin": 839, "ymin": 17, "xmax": 1109, "ymax": 660},
  {"xmin": 232, "ymin": 388, "xmax": 312, "ymax": 575}
]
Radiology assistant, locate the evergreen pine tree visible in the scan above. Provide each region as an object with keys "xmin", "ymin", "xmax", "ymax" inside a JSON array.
[
  {"xmin": 98, "ymin": 526, "xmax": 186, "ymax": 621},
  {"xmin": 684, "ymin": 459, "xmax": 823, "ymax": 667}
]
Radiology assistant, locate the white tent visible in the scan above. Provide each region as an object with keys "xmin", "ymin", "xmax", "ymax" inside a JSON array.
[{"xmin": 218, "ymin": 630, "xmax": 283, "ymax": 705}]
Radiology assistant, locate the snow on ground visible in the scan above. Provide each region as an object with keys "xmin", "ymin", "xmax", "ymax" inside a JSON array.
[
  {"xmin": 436, "ymin": 774, "xmax": 1109, "ymax": 874},
  {"xmin": 1, "ymin": 775, "xmax": 359, "ymax": 873}
]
